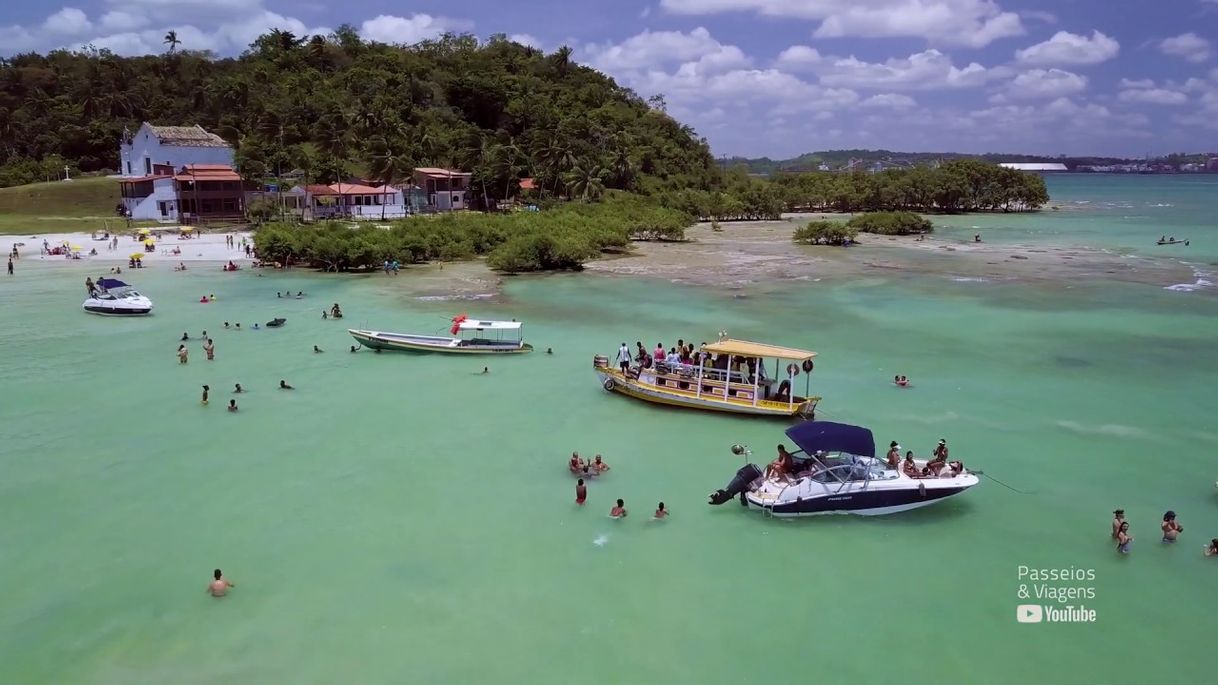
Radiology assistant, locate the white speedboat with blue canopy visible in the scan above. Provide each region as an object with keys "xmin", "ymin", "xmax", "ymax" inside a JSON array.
[
  {"xmin": 83, "ymin": 278, "xmax": 153, "ymax": 316},
  {"xmin": 708, "ymin": 421, "xmax": 979, "ymax": 516}
]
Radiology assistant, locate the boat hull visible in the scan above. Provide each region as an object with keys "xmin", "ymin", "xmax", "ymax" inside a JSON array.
[
  {"xmin": 748, "ymin": 485, "xmax": 972, "ymax": 516},
  {"xmin": 83, "ymin": 303, "xmax": 153, "ymax": 316},
  {"xmin": 594, "ymin": 368, "xmax": 815, "ymax": 418},
  {"xmin": 350, "ymin": 329, "xmax": 532, "ymax": 354}
]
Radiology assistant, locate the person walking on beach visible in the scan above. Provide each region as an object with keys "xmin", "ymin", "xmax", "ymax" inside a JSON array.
[
  {"xmin": 203, "ymin": 338, "xmax": 215, "ymax": 361},
  {"xmin": 208, "ymin": 569, "xmax": 235, "ymax": 597},
  {"xmin": 1112, "ymin": 509, "xmax": 1125, "ymax": 539},
  {"xmin": 575, "ymin": 478, "xmax": 587, "ymax": 505},
  {"xmin": 177, "ymin": 344, "xmax": 188, "ymax": 364},
  {"xmin": 6, "ymin": 256, "xmax": 12, "ymax": 275},
  {"xmin": 1162, "ymin": 511, "xmax": 1183, "ymax": 542}
]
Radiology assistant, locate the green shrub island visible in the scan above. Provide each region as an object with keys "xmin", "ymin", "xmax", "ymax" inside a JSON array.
[{"xmin": 253, "ymin": 195, "xmax": 692, "ymax": 273}]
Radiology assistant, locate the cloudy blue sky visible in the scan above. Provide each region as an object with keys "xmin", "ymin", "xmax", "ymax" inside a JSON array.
[{"xmin": 3, "ymin": 0, "xmax": 1217, "ymax": 158}]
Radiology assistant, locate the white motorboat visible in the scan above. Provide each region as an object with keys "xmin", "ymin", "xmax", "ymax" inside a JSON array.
[
  {"xmin": 708, "ymin": 421, "xmax": 979, "ymax": 517},
  {"xmin": 83, "ymin": 278, "xmax": 153, "ymax": 316},
  {"xmin": 349, "ymin": 315, "xmax": 532, "ymax": 354}
]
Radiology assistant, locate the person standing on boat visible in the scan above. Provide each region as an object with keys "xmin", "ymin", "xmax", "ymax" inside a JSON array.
[
  {"xmin": 886, "ymin": 442, "xmax": 901, "ymax": 470},
  {"xmin": 616, "ymin": 342, "xmax": 631, "ymax": 374}
]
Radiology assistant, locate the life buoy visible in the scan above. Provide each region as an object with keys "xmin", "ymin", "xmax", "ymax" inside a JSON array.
[
  {"xmin": 603, "ymin": 378, "xmax": 616, "ymax": 391},
  {"xmin": 801, "ymin": 359, "xmax": 814, "ymax": 373},
  {"xmin": 786, "ymin": 363, "xmax": 799, "ymax": 377}
]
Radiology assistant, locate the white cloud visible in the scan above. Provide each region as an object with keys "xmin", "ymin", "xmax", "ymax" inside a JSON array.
[
  {"xmin": 1160, "ymin": 33, "xmax": 1211, "ymax": 63},
  {"xmin": 1001, "ymin": 68, "xmax": 1087, "ymax": 100},
  {"xmin": 508, "ymin": 33, "xmax": 542, "ymax": 49},
  {"xmin": 860, "ymin": 93, "xmax": 917, "ymax": 109},
  {"xmin": 815, "ymin": 49, "xmax": 1000, "ymax": 90},
  {"xmin": 659, "ymin": 0, "xmax": 1024, "ymax": 47},
  {"xmin": 99, "ymin": 11, "xmax": 149, "ymax": 33},
  {"xmin": 1014, "ymin": 30, "xmax": 1118, "ymax": 66},
  {"xmin": 1118, "ymin": 78, "xmax": 1156, "ymax": 89},
  {"xmin": 774, "ymin": 45, "xmax": 822, "ymax": 70},
  {"xmin": 1117, "ymin": 88, "xmax": 1188, "ymax": 105},
  {"xmin": 360, "ymin": 14, "xmax": 469, "ymax": 45},
  {"xmin": 43, "ymin": 8, "xmax": 93, "ymax": 35},
  {"xmin": 583, "ymin": 27, "xmax": 748, "ymax": 72}
]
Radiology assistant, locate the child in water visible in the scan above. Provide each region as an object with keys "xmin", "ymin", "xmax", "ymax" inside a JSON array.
[
  {"xmin": 610, "ymin": 499, "xmax": 627, "ymax": 519},
  {"xmin": 654, "ymin": 502, "xmax": 668, "ymax": 519},
  {"xmin": 575, "ymin": 478, "xmax": 587, "ymax": 505},
  {"xmin": 201, "ymin": 385, "xmax": 209, "ymax": 405}
]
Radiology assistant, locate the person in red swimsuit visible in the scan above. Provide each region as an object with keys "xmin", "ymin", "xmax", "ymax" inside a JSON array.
[{"xmin": 575, "ymin": 478, "xmax": 587, "ymax": 505}]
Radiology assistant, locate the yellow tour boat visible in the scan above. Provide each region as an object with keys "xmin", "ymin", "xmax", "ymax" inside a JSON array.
[{"xmin": 594, "ymin": 337, "xmax": 821, "ymax": 418}]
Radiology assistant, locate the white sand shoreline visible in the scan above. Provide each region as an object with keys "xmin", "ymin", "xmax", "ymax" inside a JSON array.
[{"xmin": 6, "ymin": 230, "xmax": 254, "ymax": 264}]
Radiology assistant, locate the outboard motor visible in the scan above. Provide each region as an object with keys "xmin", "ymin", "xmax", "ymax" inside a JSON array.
[{"xmin": 709, "ymin": 463, "xmax": 763, "ymax": 506}]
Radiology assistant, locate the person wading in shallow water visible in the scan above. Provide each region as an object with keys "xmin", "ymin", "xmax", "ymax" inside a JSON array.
[{"xmin": 208, "ymin": 569, "xmax": 234, "ymax": 597}]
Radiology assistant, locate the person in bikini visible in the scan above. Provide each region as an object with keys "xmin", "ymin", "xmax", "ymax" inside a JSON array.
[
  {"xmin": 926, "ymin": 439, "xmax": 948, "ymax": 475},
  {"xmin": 902, "ymin": 451, "xmax": 920, "ymax": 478},
  {"xmin": 1161, "ymin": 511, "xmax": 1183, "ymax": 542},
  {"xmin": 592, "ymin": 455, "xmax": 610, "ymax": 474},
  {"xmin": 569, "ymin": 452, "xmax": 585, "ymax": 474},
  {"xmin": 1112, "ymin": 509, "xmax": 1125, "ymax": 539},
  {"xmin": 886, "ymin": 441, "xmax": 901, "ymax": 470}
]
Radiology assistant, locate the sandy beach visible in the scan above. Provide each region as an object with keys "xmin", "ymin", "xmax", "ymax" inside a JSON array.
[{"xmin": 7, "ymin": 229, "xmax": 254, "ymax": 265}]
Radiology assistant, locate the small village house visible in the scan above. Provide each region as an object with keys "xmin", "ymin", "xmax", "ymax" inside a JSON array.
[
  {"xmin": 302, "ymin": 183, "xmax": 406, "ymax": 220},
  {"xmin": 412, "ymin": 168, "xmax": 471, "ymax": 210},
  {"xmin": 119, "ymin": 123, "xmax": 233, "ymax": 178},
  {"xmin": 119, "ymin": 164, "xmax": 253, "ymax": 223}
]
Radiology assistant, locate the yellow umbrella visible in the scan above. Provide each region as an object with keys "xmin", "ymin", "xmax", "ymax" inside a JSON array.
[
  {"xmin": 143, "ymin": 239, "xmax": 155, "ymax": 246},
  {"xmin": 70, "ymin": 244, "xmax": 83, "ymax": 251},
  {"xmin": 137, "ymin": 228, "xmax": 151, "ymax": 234},
  {"xmin": 179, "ymin": 227, "xmax": 193, "ymax": 232},
  {"xmin": 129, "ymin": 253, "xmax": 143, "ymax": 260}
]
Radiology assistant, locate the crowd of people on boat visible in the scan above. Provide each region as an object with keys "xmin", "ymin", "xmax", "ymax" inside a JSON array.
[
  {"xmin": 613, "ymin": 340, "xmax": 801, "ymax": 395},
  {"xmin": 884, "ymin": 438, "xmax": 964, "ymax": 478}
]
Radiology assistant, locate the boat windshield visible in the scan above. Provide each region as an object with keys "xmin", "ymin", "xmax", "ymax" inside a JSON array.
[{"xmin": 794, "ymin": 451, "xmax": 881, "ymax": 483}]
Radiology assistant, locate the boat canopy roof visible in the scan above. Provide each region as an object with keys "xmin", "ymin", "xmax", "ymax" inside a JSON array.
[
  {"xmin": 458, "ymin": 320, "xmax": 521, "ymax": 331},
  {"xmin": 97, "ymin": 278, "xmax": 130, "ymax": 289},
  {"xmin": 701, "ymin": 338, "xmax": 816, "ymax": 361},
  {"xmin": 785, "ymin": 421, "xmax": 875, "ymax": 458}
]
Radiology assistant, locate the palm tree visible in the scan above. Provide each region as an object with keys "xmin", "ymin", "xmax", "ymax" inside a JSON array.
[
  {"xmin": 534, "ymin": 139, "xmax": 577, "ymax": 197},
  {"xmin": 551, "ymin": 45, "xmax": 573, "ymax": 76},
  {"xmin": 368, "ymin": 136, "xmax": 413, "ymax": 220},
  {"xmin": 163, "ymin": 31, "xmax": 181, "ymax": 53},
  {"xmin": 564, "ymin": 164, "xmax": 608, "ymax": 202},
  {"xmin": 459, "ymin": 135, "xmax": 495, "ymax": 210},
  {"xmin": 494, "ymin": 137, "xmax": 524, "ymax": 201}
]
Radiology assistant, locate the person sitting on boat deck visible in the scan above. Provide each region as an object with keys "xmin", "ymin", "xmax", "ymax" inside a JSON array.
[
  {"xmin": 592, "ymin": 454, "xmax": 610, "ymax": 473},
  {"xmin": 666, "ymin": 347, "xmax": 681, "ymax": 366},
  {"xmin": 616, "ymin": 342, "xmax": 631, "ymax": 374},
  {"xmin": 569, "ymin": 452, "xmax": 585, "ymax": 474},
  {"xmin": 653, "ymin": 342, "xmax": 665, "ymax": 364},
  {"xmin": 766, "ymin": 444, "xmax": 794, "ymax": 480},
  {"xmin": 1160, "ymin": 236, "xmax": 1166, "ymax": 243},
  {"xmin": 886, "ymin": 441, "xmax": 901, "ymax": 470},
  {"xmin": 279, "ymin": 380, "xmax": 293, "ymax": 390},
  {"xmin": 775, "ymin": 379, "xmax": 792, "ymax": 401},
  {"xmin": 944, "ymin": 460, "xmax": 964, "ymax": 477},
  {"xmin": 902, "ymin": 451, "xmax": 920, "ymax": 478}
]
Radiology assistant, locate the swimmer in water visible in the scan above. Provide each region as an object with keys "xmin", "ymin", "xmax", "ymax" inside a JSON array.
[
  {"xmin": 204, "ymin": 338, "xmax": 215, "ymax": 361},
  {"xmin": 207, "ymin": 568, "xmax": 234, "ymax": 597},
  {"xmin": 234, "ymin": 383, "xmax": 243, "ymax": 393},
  {"xmin": 181, "ymin": 332, "xmax": 189, "ymax": 341},
  {"xmin": 1112, "ymin": 509, "xmax": 1125, "ymax": 539},
  {"xmin": 1205, "ymin": 539, "xmax": 1218, "ymax": 557},
  {"xmin": 1162, "ymin": 511, "xmax": 1183, "ymax": 542},
  {"xmin": 177, "ymin": 344, "xmax": 188, "ymax": 364},
  {"xmin": 313, "ymin": 345, "xmax": 323, "ymax": 353},
  {"xmin": 610, "ymin": 498, "xmax": 627, "ymax": 519},
  {"xmin": 235, "ymin": 323, "xmax": 241, "ymax": 330},
  {"xmin": 546, "ymin": 348, "xmax": 553, "ymax": 354},
  {"xmin": 277, "ymin": 292, "xmax": 281, "ymax": 298},
  {"xmin": 201, "ymin": 385, "xmax": 209, "ymax": 405},
  {"xmin": 575, "ymin": 478, "xmax": 587, "ymax": 505},
  {"xmin": 1116, "ymin": 521, "xmax": 1133, "ymax": 554},
  {"xmin": 227, "ymin": 399, "xmax": 238, "ymax": 412},
  {"xmin": 322, "ymin": 310, "xmax": 328, "ymax": 319},
  {"xmin": 224, "ymin": 322, "xmax": 230, "ymax": 329},
  {"xmin": 350, "ymin": 345, "xmax": 358, "ymax": 353},
  {"xmin": 654, "ymin": 502, "xmax": 668, "ymax": 519},
  {"xmin": 279, "ymin": 380, "xmax": 293, "ymax": 390},
  {"xmin": 592, "ymin": 454, "xmax": 609, "ymax": 473},
  {"xmin": 482, "ymin": 367, "xmax": 489, "ymax": 374},
  {"xmin": 253, "ymin": 323, "xmax": 260, "ymax": 330}
]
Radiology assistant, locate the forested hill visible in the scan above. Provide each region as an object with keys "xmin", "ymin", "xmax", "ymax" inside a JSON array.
[{"xmin": 0, "ymin": 28, "xmax": 718, "ymax": 193}]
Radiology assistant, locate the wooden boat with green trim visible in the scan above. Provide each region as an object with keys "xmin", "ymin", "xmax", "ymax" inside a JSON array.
[
  {"xmin": 594, "ymin": 338, "xmax": 820, "ymax": 418},
  {"xmin": 350, "ymin": 316, "xmax": 532, "ymax": 354}
]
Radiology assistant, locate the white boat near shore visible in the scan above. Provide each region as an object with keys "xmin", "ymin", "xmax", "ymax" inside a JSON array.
[
  {"xmin": 350, "ymin": 316, "xmax": 532, "ymax": 354},
  {"xmin": 83, "ymin": 278, "xmax": 153, "ymax": 316}
]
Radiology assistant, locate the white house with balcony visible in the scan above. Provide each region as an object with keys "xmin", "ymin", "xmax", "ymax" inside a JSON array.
[{"xmin": 119, "ymin": 123, "xmax": 233, "ymax": 178}]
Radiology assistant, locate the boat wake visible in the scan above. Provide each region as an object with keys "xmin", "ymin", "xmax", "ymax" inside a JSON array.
[
  {"xmin": 416, "ymin": 293, "xmax": 495, "ymax": 301},
  {"xmin": 1056, "ymin": 420, "xmax": 1148, "ymax": 439},
  {"xmin": 592, "ymin": 534, "xmax": 609, "ymax": 547}
]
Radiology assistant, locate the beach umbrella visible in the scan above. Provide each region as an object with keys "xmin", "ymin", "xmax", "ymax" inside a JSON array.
[
  {"xmin": 129, "ymin": 253, "xmax": 143, "ymax": 260},
  {"xmin": 143, "ymin": 239, "xmax": 155, "ymax": 246},
  {"xmin": 179, "ymin": 227, "xmax": 193, "ymax": 232},
  {"xmin": 137, "ymin": 228, "xmax": 151, "ymax": 234},
  {"xmin": 70, "ymin": 245, "xmax": 83, "ymax": 251}
]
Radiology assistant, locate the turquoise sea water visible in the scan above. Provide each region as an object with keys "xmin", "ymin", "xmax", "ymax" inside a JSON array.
[{"xmin": 3, "ymin": 175, "xmax": 1218, "ymax": 684}]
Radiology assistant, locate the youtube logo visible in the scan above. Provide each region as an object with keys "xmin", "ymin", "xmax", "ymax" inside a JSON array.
[{"xmin": 1016, "ymin": 605, "xmax": 1043, "ymax": 623}]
